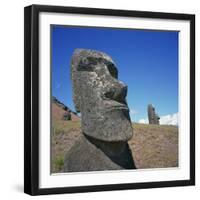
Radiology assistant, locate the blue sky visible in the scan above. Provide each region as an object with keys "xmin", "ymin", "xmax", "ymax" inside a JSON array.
[{"xmin": 51, "ymin": 25, "xmax": 178, "ymax": 123}]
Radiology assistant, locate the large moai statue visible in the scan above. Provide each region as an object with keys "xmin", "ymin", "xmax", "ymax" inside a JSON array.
[
  {"xmin": 148, "ymin": 104, "xmax": 160, "ymax": 125},
  {"xmin": 64, "ymin": 49, "xmax": 136, "ymax": 172}
]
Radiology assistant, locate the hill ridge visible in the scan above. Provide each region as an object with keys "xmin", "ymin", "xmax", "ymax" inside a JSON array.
[{"xmin": 52, "ymin": 96, "xmax": 80, "ymax": 121}]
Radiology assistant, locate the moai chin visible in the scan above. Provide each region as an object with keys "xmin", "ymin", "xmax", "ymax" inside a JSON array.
[
  {"xmin": 64, "ymin": 49, "xmax": 136, "ymax": 172},
  {"xmin": 148, "ymin": 104, "xmax": 160, "ymax": 125}
]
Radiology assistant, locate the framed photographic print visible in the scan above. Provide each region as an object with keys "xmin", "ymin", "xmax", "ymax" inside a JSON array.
[{"xmin": 24, "ymin": 4, "xmax": 195, "ymax": 195}]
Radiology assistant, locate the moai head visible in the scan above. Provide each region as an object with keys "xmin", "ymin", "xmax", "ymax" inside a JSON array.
[
  {"xmin": 71, "ymin": 49, "xmax": 133, "ymax": 142},
  {"xmin": 148, "ymin": 104, "xmax": 160, "ymax": 124}
]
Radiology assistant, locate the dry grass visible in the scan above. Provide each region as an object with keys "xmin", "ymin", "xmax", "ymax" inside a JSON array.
[
  {"xmin": 51, "ymin": 120, "xmax": 81, "ymax": 172},
  {"xmin": 129, "ymin": 123, "xmax": 178, "ymax": 169}
]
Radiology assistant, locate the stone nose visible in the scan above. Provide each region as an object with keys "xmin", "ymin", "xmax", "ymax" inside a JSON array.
[{"xmin": 104, "ymin": 82, "xmax": 127, "ymax": 104}]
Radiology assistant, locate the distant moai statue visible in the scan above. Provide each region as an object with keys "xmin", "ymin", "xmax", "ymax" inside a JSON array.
[
  {"xmin": 63, "ymin": 111, "xmax": 71, "ymax": 120},
  {"xmin": 64, "ymin": 49, "xmax": 136, "ymax": 172},
  {"xmin": 148, "ymin": 104, "xmax": 160, "ymax": 124}
]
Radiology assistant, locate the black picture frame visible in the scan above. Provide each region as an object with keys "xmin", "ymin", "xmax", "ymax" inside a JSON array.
[{"xmin": 24, "ymin": 4, "xmax": 195, "ymax": 196}]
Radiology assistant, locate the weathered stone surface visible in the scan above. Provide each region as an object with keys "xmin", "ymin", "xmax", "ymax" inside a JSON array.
[
  {"xmin": 148, "ymin": 104, "xmax": 160, "ymax": 124},
  {"xmin": 71, "ymin": 49, "xmax": 133, "ymax": 142},
  {"xmin": 64, "ymin": 135, "xmax": 136, "ymax": 172},
  {"xmin": 64, "ymin": 134, "xmax": 136, "ymax": 172},
  {"xmin": 64, "ymin": 49, "xmax": 136, "ymax": 172}
]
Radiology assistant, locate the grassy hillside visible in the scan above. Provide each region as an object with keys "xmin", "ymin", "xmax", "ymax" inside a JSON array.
[
  {"xmin": 51, "ymin": 101, "xmax": 178, "ymax": 173},
  {"xmin": 129, "ymin": 123, "xmax": 178, "ymax": 169}
]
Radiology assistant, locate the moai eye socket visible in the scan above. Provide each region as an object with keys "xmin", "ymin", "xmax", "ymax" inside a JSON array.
[
  {"xmin": 82, "ymin": 57, "xmax": 89, "ymax": 65},
  {"xmin": 107, "ymin": 62, "xmax": 118, "ymax": 79}
]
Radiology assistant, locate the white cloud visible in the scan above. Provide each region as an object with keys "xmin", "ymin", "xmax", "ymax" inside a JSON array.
[
  {"xmin": 138, "ymin": 113, "xmax": 178, "ymax": 125},
  {"xmin": 138, "ymin": 118, "xmax": 148, "ymax": 124},
  {"xmin": 160, "ymin": 113, "xmax": 178, "ymax": 125}
]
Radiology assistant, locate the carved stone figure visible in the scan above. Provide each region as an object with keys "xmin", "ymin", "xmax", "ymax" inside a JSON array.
[
  {"xmin": 148, "ymin": 104, "xmax": 160, "ymax": 124},
  {"xmin": 64, "ymin": 49, "xmax": 136, "ymax": 172},
  {"xmin": 63, "ymin": 111, "xmax": 71, "ymax": 121}
]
